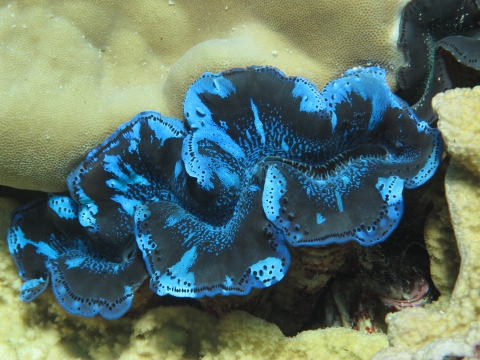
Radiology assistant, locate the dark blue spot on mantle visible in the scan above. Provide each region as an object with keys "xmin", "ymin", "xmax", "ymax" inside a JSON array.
[{"xmin": 7, "ymin": 66, "xmax": 442, "ymax": 318}]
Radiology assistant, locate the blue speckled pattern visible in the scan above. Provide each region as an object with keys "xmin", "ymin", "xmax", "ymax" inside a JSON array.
[
  {"xmin": 67, "ymin": 111, "xmax": 188, "ymax": 256},
  {"xmin": 7, "ymin": 66, "xmax": 442, "ymax": 318},
  {"xmin": 184, "ymin": 66, "xmax": 442, "ymax": 247},
  {"xmin": 7, "ymin": 195, "xmax": 147, "ymax": 319},
  {"xmin": 135, "ymin": 172, "xmax": 290, "ymax": 297}
]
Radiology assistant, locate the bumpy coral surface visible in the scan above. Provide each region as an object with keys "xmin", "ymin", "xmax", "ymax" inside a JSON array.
[
  {"xmin": 0, "ymin": 0, "xmax": 408, "ymax": 192},
  {"xmin": 377, "ymin": 87, "xmax": 480, "ymax": 358},
  {"xmin": 7, "ymin": 66, "xmax": 441, "ymax": 320},
  {"xmin": 434, "ymin": 86, "xmax": 480, "ymax": 178}
]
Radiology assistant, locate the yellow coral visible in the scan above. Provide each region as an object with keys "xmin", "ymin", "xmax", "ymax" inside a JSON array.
[
  {"xmin": 434, "ymin": 86, "xmax": 480, "ymax": 178},
  {"xmin": 380, "ymin": 87, "xmax": 480, "ymax": 356},
  {"xmin": 423, "ymin": 164, "xmax": 459, "ymax": 298},
  {"xmin": 0, "ymin": 0, "xmax": 407, "ymax": 192},
  {"xmin": 204, "ymin": 312, "xmax": 388, "ymax": 360}
]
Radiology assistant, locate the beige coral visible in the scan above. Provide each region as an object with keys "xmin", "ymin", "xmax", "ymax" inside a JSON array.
[
  {"xmin": 434, "ymin": 86, "xmax": 480, "ymax": 178},
  {"xmin": 423, "ymin": 163, "xmax": 459, "ymax": 299},
  {"xmin": 375, "ymin": 87, "xmax": 480, "ymax": 358},
  {"xmin": 0, "ymin": 0, "xmax": 408, "ymax": 192}
]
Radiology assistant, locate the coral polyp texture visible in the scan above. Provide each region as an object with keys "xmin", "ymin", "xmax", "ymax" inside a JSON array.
[
  {"xmin": 7, "ymin": 66, "xmax": 442, "ymax": 320},
  {"xmin": 0, "ymin": 0, "xmax": 409, "ymax": 193},
  {"xmin": 373, "ymin": 86, "xmax": 480, "ymax": 359}
]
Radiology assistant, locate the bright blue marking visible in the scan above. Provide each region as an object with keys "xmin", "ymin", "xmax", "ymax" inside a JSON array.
[
  {"xmin": 250, "ymin": 98, "xmax": 265, "ymax": 146},
  {"xmin": 335, "ymin": 189, "xmax": 344, "ymax": 212},
  {"xmin": 65, "ymin": 256, "xmax": 86, "ymax": 269},
  {"xmin": 292, "ymin": 79, "xmax": 321, "ymax": 113},
  {"xmin": 323, "ymin": 67, "xmax": 400, "ymax": 133},
  {"xmin": 165, "ymin": 215, "xmax": 181, "ymax": 227},
  {"xmin": 19, "ymin": 277, "xmax": 49, "ymax": 302},
  {"xmin": 184, "ymin": 75, "xmax": 235, "ymax": 129},
  {"xmin": 111, "ymin": 195, "xmax": 142, "ymax": 216},
  {"xmin": 127, "ymin": 121, "xmax": 141, "ymax": 153},
  {"xmin": 183, "ymin": 127, "xmax": 245, "ymax": 191},
  {"xmin": 77, "ymin": 200, "xmax": 98, "ymax": 229},
  {"xmin": 220, "ymin": 120, "xmax": 228, "ymax": 130},
  {"xmin": 331, "ymin": 112, "xmax": 338, "ymax": 132},
  {"xmin": 263, "ymin": 166, "xmax": 287, "ymax": 221},
  {"xmin": 249, "ymin": 184, "xmax": 260, "ymax": 192},
  {"xmin": 341, "ymin": 175, "xmax": 350, "ymax": 186},
  {"xmin": 406, "ymin": 122, "xmax": 442, "ymax": 188},
  {"xmin": 134, "ymin": 204, "xmax": 151, "ymax": 223},
  {"xmin": 105, "ymin": 179, "xmax": 129, "ymax": 193},
  {"xmin": 174, "ymin": 160, "xmax": 183, "ymax": 181},
  {"xmin": 215, "ymin": 162, "xmax": 241, "ymax": 189},
  {"xmin": 103, "ymin": 155, "xmax": 151, "ymax": 190},
  {"xmin": 8, "ymin": 226, "xmax": 59, "ymax": 260},
  {"xmin": 249, "ymin": 257, "xmax": 285, "ymax": 287},
  {"xmin": 224, "ymin": 276, "xmax": 233, "ymax": 287},
  {"xmin": 48, "ymin": 195, "xmax": 78, "ymax": 220},
  {"xmin": 376, "ymin": 176, "xmax": 405, "ymax": 205},
  {"xmin": 316, "ymin": 213, "xmax": 326, "ymax": 224},
  {"xmin": 153, "ymin": 246, "xmax": 197, "ymax": 297},
  {"xmin": 147, "ymin": 116, "xmax": 185, "ymax": 145},
  {"xmin": 181, "ymin": 231, "xmax": 196, "ymax": 247}
]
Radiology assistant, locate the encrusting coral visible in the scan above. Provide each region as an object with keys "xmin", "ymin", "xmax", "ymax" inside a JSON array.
[
  {"xmin": 0, "ymin": 0, "xmax": 408, "ymax": 192},
  {"xmin": 422, "ymin": 162, "xmax": 459, "ymax": 299},
  {"xmin": 435, "ymin": 87, "xmax": 480, "ymax": 179},
  {"xmin": 373, "ymin": 86, "xmax": 480, "ymax": 359}
]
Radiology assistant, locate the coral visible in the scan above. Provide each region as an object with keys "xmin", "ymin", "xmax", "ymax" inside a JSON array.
[
  {"xmin": 396, "ymin": 0, "xmax": 480, "ymax": 123},
  {"xmin": 379, "ymin": 87, "xmax": 480, "ymax": 356},
  {"xmin": 0, "ymin": 0, "xmax": 408, "ymax": 192},
  {"xmin": 423, "ymin": 162, "xmax": 459, "ymax": 298},
  {"xmin": 202, "ymin": 311, "xmax": 388, "ymax": 360},
  {"xmin": 7, "ymin": 66, "xmax": 441, "ymax": 320},
  {"xmin": 373, "ymin": 323, "xmax": 480, "ymax": 359},
  {"xmin": 434, "ymin": 86, "xmax": 480, "ymax": 177}
]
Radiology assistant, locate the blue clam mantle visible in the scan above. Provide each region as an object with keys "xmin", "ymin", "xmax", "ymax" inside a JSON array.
[{"xmin": 7, "ymin": 66, "xmax": 442, "ymax": 319}]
